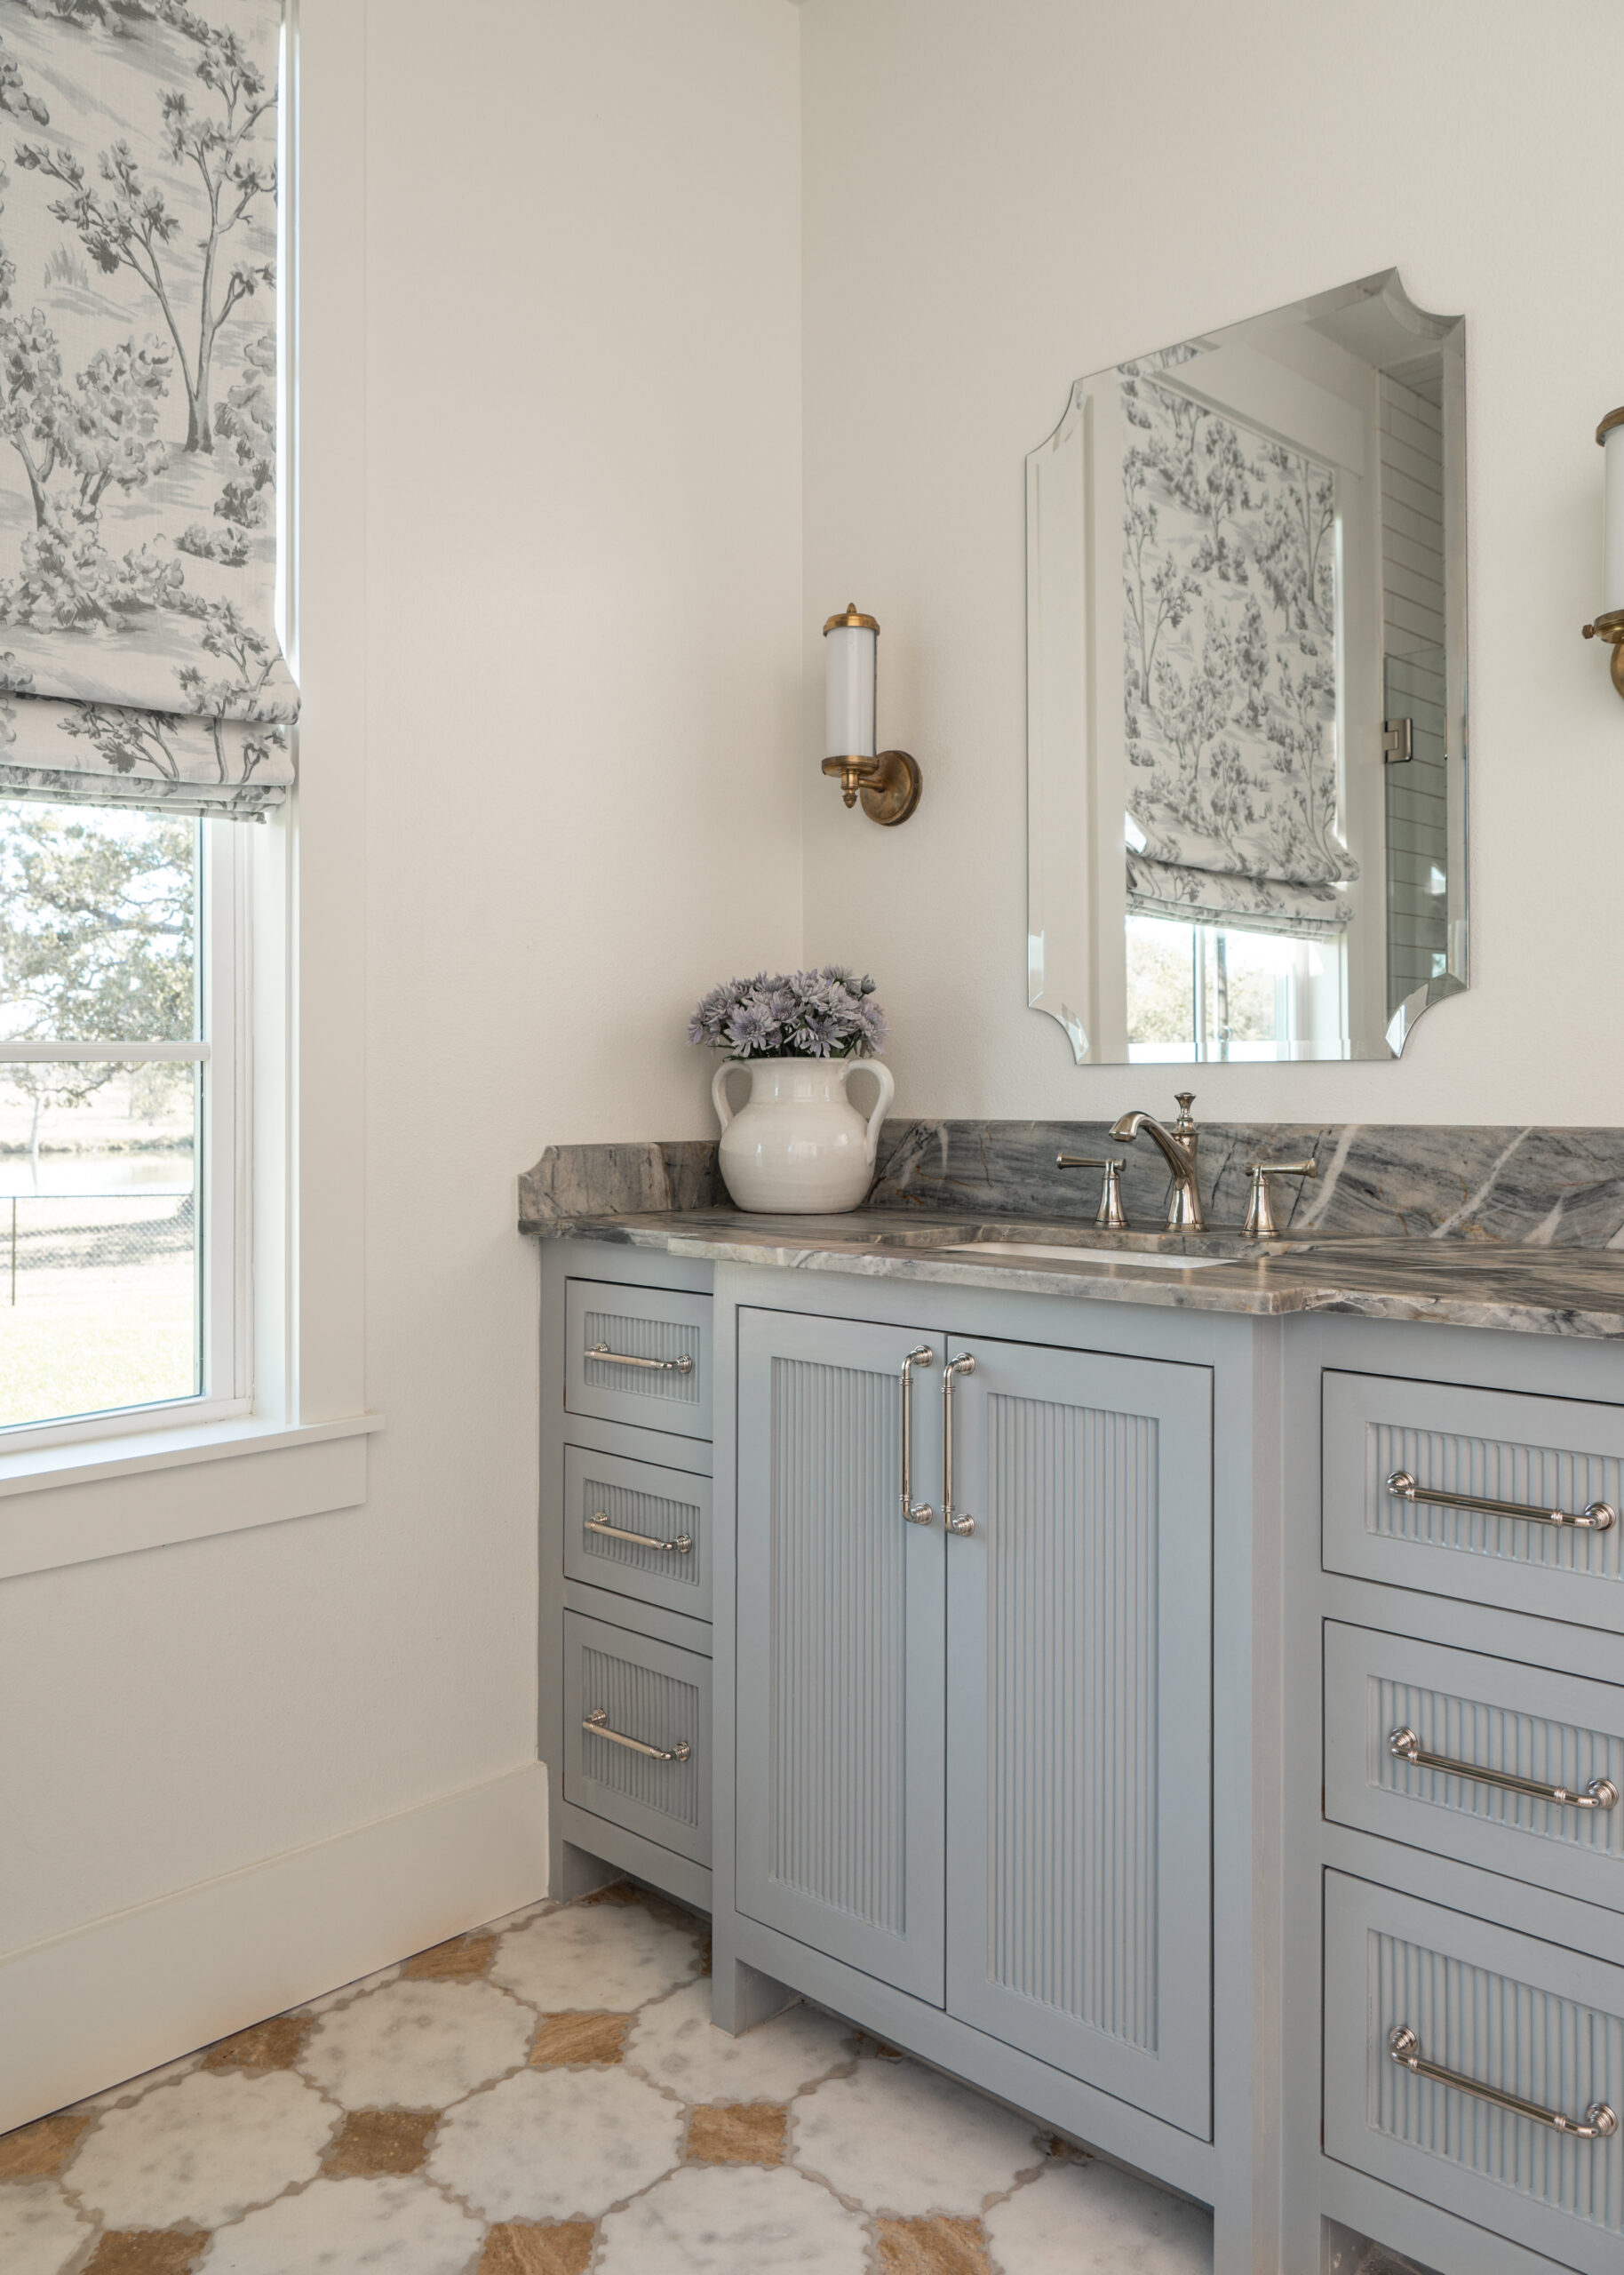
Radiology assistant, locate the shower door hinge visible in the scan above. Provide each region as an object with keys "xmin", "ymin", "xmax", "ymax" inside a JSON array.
[{"xmin": 1382, "ymin": 717, "xmax": 1413, "ymax": 764}]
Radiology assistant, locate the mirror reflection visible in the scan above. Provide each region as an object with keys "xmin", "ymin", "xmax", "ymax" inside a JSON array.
[{"xmin": 1027, "ymin": 270, "xmax": 1466, "ymax": 1063}]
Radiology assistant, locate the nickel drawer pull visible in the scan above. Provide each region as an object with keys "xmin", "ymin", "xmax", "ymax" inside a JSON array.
[
  {"xmin": 582, "ymin": 1707, "xmax": 691, "ymax": 1763},
  {"xmin": 585, "ymin": 1511, "xmax": 694, "ymax": 1555},
  {"xmin": 1388, "ymin": 2025, "xmax": 1618, "ymax": 2138},
  {"xmin": 943, "ymin": 1352, "xmax": 976, "ymax": 1536},
  {"xmin": 900, "ymin": 1344, "xmax": 935, "ymax": 1526},
  {"xmin": 1389, "ymin": 1727, "xmax": 1620, "ymax": 1810},
  {"xmin": 1387, "ymin": 1468, "xmax": 1616, "ymax": 1531},
  {"xmin": 588, "ymin": 1342, "xmax": 694, "ymax": 1374}
]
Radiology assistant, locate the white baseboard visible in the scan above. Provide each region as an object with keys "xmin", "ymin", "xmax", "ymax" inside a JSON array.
[{"xmin": 0, "ymin": 1760, "xmax": 550, "ymax": 2133}]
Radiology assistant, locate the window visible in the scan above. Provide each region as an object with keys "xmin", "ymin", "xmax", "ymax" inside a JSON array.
[
  {"xmin": 0, "ymin": 804, "xmax": 246, "ymax": 1443},
  {"xmin": 1125, "ymin": 913, "xmax": 1346, "ymax": 1064}
]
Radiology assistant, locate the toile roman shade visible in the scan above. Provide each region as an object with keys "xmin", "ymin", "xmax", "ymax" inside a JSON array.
[
  {"xmin": 1122, "ymin": 369, "xmax": 1358, "ymax": 938},
  {"xmin": 0, "ymin": 0, "xmax": 291, "ymax": 821}
]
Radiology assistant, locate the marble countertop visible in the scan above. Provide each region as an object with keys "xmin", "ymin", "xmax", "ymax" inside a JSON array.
[{"xmin": 522, "ymin": 1206, "xmax": 1624, "ymax": 1340}]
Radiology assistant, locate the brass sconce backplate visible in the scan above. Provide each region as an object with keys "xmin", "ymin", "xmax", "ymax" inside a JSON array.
[{"xmin": 820, "ymin": 749, "xmax": 922, "ymax": 825}]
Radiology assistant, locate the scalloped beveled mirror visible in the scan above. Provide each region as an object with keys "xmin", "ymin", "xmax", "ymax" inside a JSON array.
[{"xmin": 1027, "ymin": 269, "xmax": 1466, "ymax": 1063}]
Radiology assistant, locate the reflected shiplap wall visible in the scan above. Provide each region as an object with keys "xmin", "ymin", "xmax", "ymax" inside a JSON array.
[{"xmin": 799, "ymin": 0, "xmax": 1623, "ymax": 1122}]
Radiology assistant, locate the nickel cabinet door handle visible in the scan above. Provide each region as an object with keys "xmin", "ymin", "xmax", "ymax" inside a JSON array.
[
  {"xmin": 1389, "ymin": 1727, "xmax": 1619, "ymax": 1810},
  {"xmin": 1387, "ymin": 1469, "xmax": 1616, "ymax": 1532},
  {"xmin": 1388, "ymin": 2025, "xmax": 1618, "ymax": 2138},
  {"xmin": 582, "ymin": 1708, "xmax": 691, "ymax": 1763},
  {"xmin": 587, "ymin": 1342, "xmax": 695, "ymax": 1375},
  {"xmin": 900, "ymin": 1345, "xmax": 935, "ymax": 1525},
  {"xmin": 585, "ymin": 1512, "xmax": 694, "ymax": 1555},
  {"xmin": 943, "ymin": 1352, "xmax": 976, "ymax": 1535}
]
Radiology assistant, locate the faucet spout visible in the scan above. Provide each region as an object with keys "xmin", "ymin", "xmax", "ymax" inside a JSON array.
[{"xmin": 1108, "ymin": 1097, "xmax": 1205, "ymax": 1231}]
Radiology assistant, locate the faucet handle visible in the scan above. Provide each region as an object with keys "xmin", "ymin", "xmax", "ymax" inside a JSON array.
[
  {"xmin": 1173, "ymin": 1091, "xmax": 1197, "ymax": 1130},
  {"xmin": 1056, "ymin": 1154, "xmax": 1128, "ymax": 1231},
  {"xmin": 1243, "ymin": 1159, "xmax": 1318, "ymax": 1237}
]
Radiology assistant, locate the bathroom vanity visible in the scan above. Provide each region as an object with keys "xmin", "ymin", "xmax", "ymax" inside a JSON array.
[{"xmin": 526, "ymin": 1130, "xmax": 1624, "ymax": 2275}]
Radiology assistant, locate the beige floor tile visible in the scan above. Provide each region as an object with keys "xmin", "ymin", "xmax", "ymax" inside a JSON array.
[
  {"xmin": 320, "ymin": 2106, "xmax": 440, "ymax": 2176},
  {"xmin": 792, "ymin": 2055, "xmax": 1043, "ymax": 2217},
  {"xmin": 628, "ymin": 1980, "xmax": 850, "ymax": 2104},
  {"xmin": 84, "ymin": 2230, "xmax": 210, "ymax": 2274},
  {"xmin": 199, "ymin": 2016, "xmax": 311, "ymax": 2072},
  {"xmin": 299, "ymin": 1976, "xmax": 533, "ymax": 2109},
  {"xmin": 199, "ymin": 2174, "xmax": 482, "ymax": 2274},
  {"xmin": 596, "ymin": 2163, "xmax": 868, "ymax": 2274},
  {"xmin": 428, "ymin": 2063, "xmax": 682, "ymax": 2223},
  {"xmin": 492, "ymin": 1894, "xmax": 701, "ymax": 2014},
  {"xmin": 477, "ymin": 2221, "xmax": 597, "ymax": 2275},
  {"xmin": 875, "ymin": 2214, "xmax": 991, "ymax": 2274},
  {"xmin": 0, "ymin": 2109, "xmax": 94, "ymax": 2180},
  {"xmin": 66, "ymin": 2068, "xmax": 335, "ymax": 2229},
  {"xmin": 528, "ymin": 2011, "xmax": 628, "ymax": 2067},
  {"xmin": 0, "ymin": 2178, "xmax": 92, "ymax": 2275},
  {"xmin": 686, "ymin": 2103, "xmax": 786, "ymax": 2166},
  {"xmin": 983, "ymin": 2159, "xmax": 1213, "ymax": 2272},
  {"xmin": 402, "ymin": 1933, "xmax": 499, "ymax": 1982}
]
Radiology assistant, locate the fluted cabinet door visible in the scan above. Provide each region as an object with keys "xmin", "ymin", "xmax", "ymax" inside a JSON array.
[
  {"xmin": 735, "ymin": 1309, "xmax": 948, "ymax": 2002},
  {"xmin": 944, "ymin": 1336, "xmax": 1214, "ymax": 2137}
]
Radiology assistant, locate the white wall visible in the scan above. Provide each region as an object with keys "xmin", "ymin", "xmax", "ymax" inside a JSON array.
[
  {"xmin": 0, "ymin": 0, "xmax": 800, "ymax": 2112},
  {"xmin": 799, "ymin": 0, "xmax": 1624, "ymax": 1122}
]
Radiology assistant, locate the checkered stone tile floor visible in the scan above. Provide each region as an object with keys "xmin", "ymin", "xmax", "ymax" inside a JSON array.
[{"xmin": 0, "ymin": 1880, "xmax": 1213, "ymax": 2273}]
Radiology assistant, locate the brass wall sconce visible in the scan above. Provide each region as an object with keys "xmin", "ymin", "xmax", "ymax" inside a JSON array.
[
  {"xmin": 821, "ymin": 603, "xmax": 922, "ymax": 825},
  {"xmin": 1583, "ymin": 407, "xmax": 1624, "ymax": 697}
]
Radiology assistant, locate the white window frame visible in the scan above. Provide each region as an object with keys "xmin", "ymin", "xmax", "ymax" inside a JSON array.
[
  {"xmin": 0, "ymin": 818, "xmax": 253, "ymax": 1455},
  {"xmin": 0, "ymin": 0, "xmax": 378, "ymax": 1577}
]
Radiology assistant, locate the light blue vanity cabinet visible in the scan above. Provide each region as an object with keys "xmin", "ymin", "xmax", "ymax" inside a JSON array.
[{"xmin": 731, "ymin": 1305, "xmax": 1213, "ymax": 2135}]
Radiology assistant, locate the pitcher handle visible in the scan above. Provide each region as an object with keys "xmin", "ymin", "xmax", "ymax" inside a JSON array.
[
  {"xmin": 847, "ymin": 1059, "xmax": 895, "ymax": 1165},
  {"xmin": 712, "ymin": 1059, "xmax": 745, "ymax": 1133}
]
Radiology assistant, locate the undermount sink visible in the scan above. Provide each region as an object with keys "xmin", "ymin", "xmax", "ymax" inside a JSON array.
[{"xmin": 937, "ymin": 1241, "xmax": 1230, "ymax": 1270}]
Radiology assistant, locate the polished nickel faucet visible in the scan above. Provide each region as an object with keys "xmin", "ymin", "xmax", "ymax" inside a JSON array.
[{"xmin": 1108, "ymin": 1091, "xmax": 1204, "ymax": 1232}]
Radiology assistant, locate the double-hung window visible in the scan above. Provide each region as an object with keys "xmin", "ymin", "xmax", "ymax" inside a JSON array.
[
  {"xmin": 0, "ymin": 0, "xmax": 293, "ymax": 1452},
  {"xmin": 0, "ymin": 808, "xmax": 248, "ymax": 1445}
]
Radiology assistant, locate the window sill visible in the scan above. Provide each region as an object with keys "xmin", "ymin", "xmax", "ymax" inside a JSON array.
[{"xmin": 0, "ymin": 1412, "xmax": 385, "ymax": 1581}]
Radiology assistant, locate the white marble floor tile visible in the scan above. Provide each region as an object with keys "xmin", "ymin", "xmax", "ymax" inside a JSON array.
[
  {"xmin": 0, "ymin": 2179, "xmax": 91, "ymax": 2275},
  {"xmin": 791, "ymin": 2053, "xmax": 1043, "ymax": 2215},
  {"xmin": 596, "ymin": 2162, "xmax": 869, "ymax": 2275},
  {"xmin": 427, "ymin": 2063, "xmax": 682, "ymax": 2221},
  {"xmin": 292, "ymin": 1960, "xmax": 404, "ymax": 2020},
  {"xmin": 84, "ymin": 2047, "xmax": 204, "ymax": 2109},
  {"xmin": 64, "ymin": 2068, "xmax": 335, "ymax": 2229},
  {"xmin": 200, "ymin": 2175, "xmax": 484, "ymax": 2273},
  {"xmin": 299, "ymin": 1977, "xmax": 532, "ymax": 2109},
  {"xmin": 627, "ymin": 1981, "xmax": 852, "ymax": 2104},
  {"xmin": 985, "ymin": 2158, "xmax": 1214, "ymax": 2272},
  {"xmin": 490, "ymin": 1899, "xmax": 702, "ymax": 2012}
]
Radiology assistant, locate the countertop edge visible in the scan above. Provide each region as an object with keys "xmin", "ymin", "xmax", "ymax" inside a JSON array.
[{"xmin": 520, "ymin": 1215, "xmax": 1624, "ymax": 1341}]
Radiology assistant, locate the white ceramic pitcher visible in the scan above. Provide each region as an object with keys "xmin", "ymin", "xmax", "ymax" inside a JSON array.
[{"xmin": 711, "ymin": 1056, "xmax": 895, "ymax": 1215}]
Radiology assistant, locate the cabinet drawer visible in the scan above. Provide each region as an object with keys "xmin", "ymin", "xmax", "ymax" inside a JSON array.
[
  {"xmin": 1323, "ymin": 1369, "xmax": 1624, "ymax": 1628},
  {"xmin": 563, "ymin": 1611, "xmax": 711, "ymax": 1866},
  {"xmin": 1325, "ymin": 1872, "xmax": 1624, "ymax": 2275},
  {"xmin": 564, "ymin": 1280, "xmax": 712, "ymax": 1441},
  {"xmin": 1325, "ymin": 1624, "xmax": 1624, "ymax": 1912},
  {"xmin": 561, "ymin": 1444, "xmax": 712, "ymax": 1621}
]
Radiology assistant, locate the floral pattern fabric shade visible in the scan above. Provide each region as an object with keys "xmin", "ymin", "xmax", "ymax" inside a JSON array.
[
  {"xmin": 1122, "ymin": 371, "xmax": 1357, "ymax": 938},
  {"xmin": 0, "ymin": 0, "xmax": 291, "ymax": 819}
]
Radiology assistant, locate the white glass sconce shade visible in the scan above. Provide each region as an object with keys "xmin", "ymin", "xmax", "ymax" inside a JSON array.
[
  {"xmin": 824, "ymin": 615, "xmax": 878, "ymax": 760},
  {"xmin": 1604, "ymin": 419, "xmax": 1624, "ymax": 615},
  {"xmin": 1584, "ymin": 409, "xmax": 1624, "ymax": 699}
]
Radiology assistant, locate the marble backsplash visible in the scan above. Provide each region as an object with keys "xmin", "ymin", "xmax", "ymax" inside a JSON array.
[{"xmin": 521, "ymin": 1122, "xmax": 1624, "ymax": 1247}]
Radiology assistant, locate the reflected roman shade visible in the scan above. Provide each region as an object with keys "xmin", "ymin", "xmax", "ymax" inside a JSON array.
[
  {"xmin": 0, "ymin": 0, "xmax": 291, "ymax": 821},
  {"xmin": 1122, "ymin": 371, "xmax": 1357, "ymax": 938}
]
